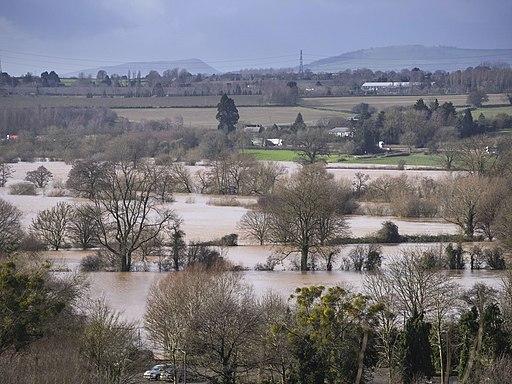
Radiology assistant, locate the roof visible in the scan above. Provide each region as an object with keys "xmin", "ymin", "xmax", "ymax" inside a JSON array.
[
  {"xmin": 362, "ymin": 81, "xmax": 419, "ymax": 87},
  {"xmin": 329, "ymin": 127, "xmax": 351, "ymax": 133}
]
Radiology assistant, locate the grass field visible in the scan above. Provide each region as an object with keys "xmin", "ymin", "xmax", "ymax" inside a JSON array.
[
  {"xmin": 244, "ymin": 149, "xmax": 443, "ymax": 167},
  {"xmin": 301, "ymin": 93, "xmax": 508, "ymax": 111},
  {"xmin": 0, "ymin": 95, "xmax": 267, "ymax": 108},
  {"xmin": 470, "ymin": 105, "xmax": 512, "ymax": 119},
  {"xmin": 114, "ymin": 106, "xmax": 348, "ymax": 128}
]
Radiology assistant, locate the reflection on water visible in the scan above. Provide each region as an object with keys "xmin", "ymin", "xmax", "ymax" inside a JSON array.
[{"xmin": 79, "ymin": 268, "xmax": 504, "ymax": 324}]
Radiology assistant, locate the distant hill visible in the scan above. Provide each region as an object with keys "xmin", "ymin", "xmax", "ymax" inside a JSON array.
[
  {"xmin": 306, "ymin": 45, "xmax": 512, "ymax": 72},
  {"xmin": 66, "ymin": 58, "xmax": 219, "ymax": 77}
]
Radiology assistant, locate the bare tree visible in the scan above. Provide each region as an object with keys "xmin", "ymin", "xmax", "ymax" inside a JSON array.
[
  {"xmin": 237, "ymin": 210, "xmax": 271, "ymax": 245},
  {"xmin": 31, "ymin": 202, "xmax": 73, "ymax": 250},
  {"xmin": 145, "ymin": 266, "xmax": 263, "ymax": 384},
  {"xmin": 0, "ymin": 198, "xmax": 23, "ymax": 255},
  {"xmin": 459, "ymin": 284, "xmax": 498, "ymax": 384},
  {"xmin": 69, "ymin": 204, "xmax": 99, "ymax": 249},
  {"xmin": 66, "ymin": 160, "xmax": 109, "ymax": 198},
  {"xmin": 439, "ymin": 176, "xmax": 487, "ymax": 239},
  {"xmin": 0, "ymin": 161, "xmax": 13, "ymax": 187},
  {"xmin": 90, "ymin": 161, "xmax": 175, "ymax": 271},
  {"xmin": 25, "ymin": 165, "xmax": 53, "ymax": 188},
  {"xmin": 294, "ymin": 128, "xmax": 331, "ymax": 164},
  {"xmin": 81, "ymin": 300, "xmax": 144, "ymax": 384},
  {"xmin": 264, "ymin": 165, "xmax": 348, "ymax": 270}
]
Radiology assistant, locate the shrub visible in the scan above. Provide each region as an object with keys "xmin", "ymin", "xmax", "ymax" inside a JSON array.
[
  {"xmin": 484, "ymin": 247, "xmax": 506, "ymax": 270},
  {"xmin": 18, "ymin": 234, "xmax": 46, "ymax": 252},
  {"xmin": 376, "ymin": 221, "xmax": 401, "ymax": 243},
  {"xmin": 391, "ymin": 195, "xmax": 437, "ymax": 218},
  {"xmin": 80, "ymin": 254, "xmax": 105, "ymax": 272},
  {"xmin": 219, "ymin": 233, "xmax": 238, "ymax": 246},
  {"xmin": 9, "ymin": 182, "xmax": 37, "ymax": 195},
  {"xmin": 445, "ymin": 243, "xmax": 465, "ymax": 269},
  {"xmin": 397, "ymin": 159, "xmax": 406, "ymax": 170}
]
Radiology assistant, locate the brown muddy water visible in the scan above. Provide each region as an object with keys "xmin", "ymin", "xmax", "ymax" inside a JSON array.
[
  {"xmin": 4, "ymin": 161, "xmax": 499, "ymax": 325},
  {"xmin": 48, "ymin": 248, "xmax": 505, "ymax": 324}
]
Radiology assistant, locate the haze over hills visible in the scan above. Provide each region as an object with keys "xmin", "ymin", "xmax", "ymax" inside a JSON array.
[
  {"xmin": 306, "ymin": 45, "xmax": 512, "ymax": 72},
  {"xmin": 66, "ymin": 58, "xmax": 219, "ymax": 77}
]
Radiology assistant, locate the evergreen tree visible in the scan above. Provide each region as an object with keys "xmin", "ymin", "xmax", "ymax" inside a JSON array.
[
  {"xmin": 291, "ymin": 112, "xmax": 306, "ymax": 132},
  {"xmin": 216, "ymin": 93, "xmax": 239, "ymax": 133},
  {"xmin": 457, "ymin": 109, "xmax": 476, "ymax": 138},
  {"xmin": 401, "ymin": 310, "xmax": 434, "ymax": 384},
  {"xmin": 413, "ymin": 98, "xmax": 429, "ymax": 113}
]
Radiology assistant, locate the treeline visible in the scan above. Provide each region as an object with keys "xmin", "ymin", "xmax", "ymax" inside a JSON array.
[
  {"xmin": 3, "ymin": 64, "xmax": 512, "ymax": 98},
  {"xmin": 2, "ymin": 248, "xmax": 511, "ymax": 384}
]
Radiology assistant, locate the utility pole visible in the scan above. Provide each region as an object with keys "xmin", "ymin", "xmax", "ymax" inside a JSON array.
[{"xmin": 299, "ymin": 49, "xmax": 304, "ymax": 77}]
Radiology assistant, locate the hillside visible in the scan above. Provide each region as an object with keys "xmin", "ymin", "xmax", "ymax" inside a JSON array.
[
  {"xmin": 306, "ymin": 45, "xmax": 512, "ymax": 72},
  {"xmin": 66, "ymin": 58, "xmax": 219, "ymax": 77}
]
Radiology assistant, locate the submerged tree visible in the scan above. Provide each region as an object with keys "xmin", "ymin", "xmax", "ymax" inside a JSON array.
[
  {"xmin": 263, "ymin": 164, "xmax": 349, "ymax": 271},
  {"xmin": 90, "ymin": 161, "xmax": 175, "ymax": 271}
]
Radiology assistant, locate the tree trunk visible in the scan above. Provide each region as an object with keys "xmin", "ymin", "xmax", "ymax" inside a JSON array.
[
  {"xmin": 300, "ymin": 245, "xmax": 309, "ymax": 271},
  {"xmin": 437, "ymin": 327, "xmax": 444, "ymax": 384},
  {"xmin": 355, "ymin": 329, "xmax": 369, "ymax": 384},
  {"xmin": 461, "ymin": 319, "xmax": 484, "ymax": 384},
  {"xmin": 444, "ymin": 327, "xmax": 452, "ymax": 384}
]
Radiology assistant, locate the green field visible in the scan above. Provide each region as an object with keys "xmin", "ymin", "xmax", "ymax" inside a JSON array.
[
  {"xmin": 470, "ymin": 105, "xmax": 512, "ymax": 119},
  {"xmin": 114, "ymin": 106, "xmax": 349, "ymax": 128},
  {"xmin": 301, "ymin": 93, "xmax": 507, "ymax": 111},
  {"xmin": 244, "ymin": 149, "xmax": 443, "ymax": 167}
]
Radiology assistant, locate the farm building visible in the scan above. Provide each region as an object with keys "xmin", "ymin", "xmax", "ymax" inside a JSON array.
[
  {"xmin": 328, "ymin": 127, "xmax": 351, "ymax": 137},
  {"xmin": 361, "ymin": 81, "xmax": 420, "ymax": 91}
]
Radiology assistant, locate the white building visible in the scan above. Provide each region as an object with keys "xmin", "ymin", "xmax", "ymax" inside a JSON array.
[
  {"xmin": 361, "ymin": 82, "xmax": 420, "ymax": 91},
  {"xmin": 328, "ymin": 127, "xmax": 351, "ymax": 137}
]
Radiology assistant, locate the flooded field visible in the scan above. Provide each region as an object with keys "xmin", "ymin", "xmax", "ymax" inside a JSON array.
[{"xmin": 5, "ymin": 160, "xmax": 501, "ymax": 325}]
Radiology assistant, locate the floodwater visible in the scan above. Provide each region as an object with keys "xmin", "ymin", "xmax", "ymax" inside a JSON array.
[
  {"xmin": 48, "ymin": 248, "xmax": 506, "ymax": 324},
  {"xmin": 4, "ymin": 161, "xmax": 500, "ymax": 325}
]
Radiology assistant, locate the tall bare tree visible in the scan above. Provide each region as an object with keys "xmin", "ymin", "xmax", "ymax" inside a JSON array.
[
  {"xmin": 32, "ymin": 202, "xmax": 73, "ymax": 250},
  {"xmin": 0, "ymin": 161, "xmax": 13, "ymax": 187},
  {"xmin": 263, "ymin": 164, "xmax": 348, "ymax": 271},
  {"xmin": 0, "ymin": 199, "xmax": 23, "ymax": 255},
  {"xmin": 90, "ymin": 161, "xmax": 175, "ymax": 271}
]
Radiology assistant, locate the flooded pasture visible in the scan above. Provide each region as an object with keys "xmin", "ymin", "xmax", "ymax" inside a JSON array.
[{"xmin": 3, "ymin": 161, "xmax": 502, "ymax": 325}]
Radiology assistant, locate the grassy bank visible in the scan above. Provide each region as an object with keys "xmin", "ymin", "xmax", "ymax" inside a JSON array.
[{"xmin": 244, "ymin": 148, "xmax": 444, "ymax": 167}]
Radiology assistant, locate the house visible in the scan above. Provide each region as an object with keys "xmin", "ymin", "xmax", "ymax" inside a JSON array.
[
  {"xmin": 328, "ymin": 127, "xmax": 351, "ymax": 137},
  {"xmin": 243, "ymin": 125, "xmax": 264, "ymax": 134},
  {"xmin": 266, "ymin": 138, "xmax": 283, "ymax": 147}
]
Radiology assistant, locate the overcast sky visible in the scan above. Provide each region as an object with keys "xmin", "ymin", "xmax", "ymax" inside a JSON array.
[{"xmin": 1, "ymin": 0, "xmax": 511, "ymax": 75}]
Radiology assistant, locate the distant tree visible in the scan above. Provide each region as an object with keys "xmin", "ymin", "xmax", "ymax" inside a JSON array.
[
  {"xmin": 40, "ymin": 71, "xmax": 61, "ymax": 87},
  {"xmin": 238, "ymin": 210, "xmax": 271, "ymax": 245},
  {"xmin": 456, "ymin": 109, "xmax": 476, "ymax": 138},
  {"xmin": 216, "ymin": 94, "xmax": 239, "ymax": 133},
  {"xmin": 352, "ymin": 118, "xmax": 379, "ymax": 154},
  {"xmin": 25, "ymin": 166, "xmax": 53, "ymax": 188},
  {"xmin": 0, "ymin": 199, "xmax": 23, "ymax": 255},
  {"xmin": 152, "ymin": 83, "xmax": 165, "ymax": 97},
  {"xmin": 413, "ymin": 98, "xmax": 429, "ymax": 113},
  {"xmin": 295, "ymin": 128, "xmax": 330, "ymax": 164},
  {"xmin": 467, "ymin": 90, "xmax": 489, "ymax": 107},
  {"xmin": 69, "ymin": 205, "xmax": 98, "ymax": 250},
  {"xmin": 291, "ymin": 112, "xmax": 306, "ymax": 132},
  {"xmin": 352, "ymin": 103, "xmax": 375, "ymax": 119},
  {"xmin": 31, "ymin": 202, "xmax": 73, "ymax": 250},
  {"xmin": 376, "ymin": 221, "xmax": 401, "ymax": 243},
  {"xmin": 96, "ymin": 70, "xmax": 107, "ymax": 81},
  {"xmin": 507, "ymin": 94, "xmax": 512, "ymax": 105},
  {"xmin": 66, "ymin": 160, "xmax": 109, "ymax": 198},
  {"xmin": 0, "ymin": 161, "xmax": 13, "ymax": 187}
]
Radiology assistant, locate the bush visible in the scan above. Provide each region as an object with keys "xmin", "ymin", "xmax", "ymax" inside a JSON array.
[
  {"xmin": 484, "ymin": 247, "xmax": 507, "ymax": 270},
  {"xmin": 445, "ymin": 243, "xmax": 465, "ymax": 270},
  {"xmin": 80, "ymin": 254, "xmax": 106, "ymax": 272},
  {"xmin": 376, "ymin": 221, "xmax": 401, "ymax": 243},
  {"xmin": 18, "ymin": 234, "xmax": 46, "ymax": 252},
  {"xmin": 219, "ymin": 233, "xmax": 238, "ymax": 246},
  {"xmin": 9, "ymin": 182, "xmax": 37, "ymax": 195},
  {"xmin": 390, "ymin": 195, "xmax": 437, "ymax": 218}
]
